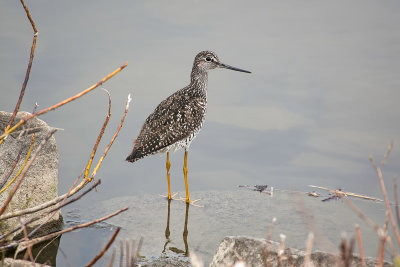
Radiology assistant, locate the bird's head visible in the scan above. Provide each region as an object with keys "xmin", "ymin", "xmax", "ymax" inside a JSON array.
[{"xmin": 194, "ymin": 51, "xmax": 251, "ymax": 73}]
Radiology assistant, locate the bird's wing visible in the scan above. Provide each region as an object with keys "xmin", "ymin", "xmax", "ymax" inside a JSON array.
[{"xmin": 134, "ymin": 93, "xmax": 205, "ymax": 155}]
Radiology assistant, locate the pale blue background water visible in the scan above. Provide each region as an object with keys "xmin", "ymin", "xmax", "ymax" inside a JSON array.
[{"xmin": 1, "ymin": 1, "xmax": 400, "ymax": 266}]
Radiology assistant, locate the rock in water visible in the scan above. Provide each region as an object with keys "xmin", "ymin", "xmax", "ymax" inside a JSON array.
[
  {"xmin": 210, "ymin": 236, "xmax": 391, "ymax": 267},
  {"xmin": 0, "ymin": 111, "xmax": 62, "ymax": 240}
]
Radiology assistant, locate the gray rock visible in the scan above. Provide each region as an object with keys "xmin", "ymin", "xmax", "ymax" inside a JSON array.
[
  {"xmin": 0, "ymin": 111, "xmax": 62, "ymax": 240},
  {"xmin": 2, "ymin": 258, "xmax": 51, "ymax": 267},
  {"xmin": 210, "ymin": 236, "xmax": 391, "ymax": 267},
  {"xmin": 138, "ymin": 256, "xmax": 192, "ymax": 267}
]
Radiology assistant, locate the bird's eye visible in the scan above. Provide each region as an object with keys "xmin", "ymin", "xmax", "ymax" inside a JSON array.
[{"xmin": 205, "ymin": 57, "xmax": 212, "ymax": 62}]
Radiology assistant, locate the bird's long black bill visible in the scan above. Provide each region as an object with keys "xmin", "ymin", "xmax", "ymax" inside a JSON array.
[{"xmin": 218, "ymin": 62, "xmax": 251, "ymax": 73}]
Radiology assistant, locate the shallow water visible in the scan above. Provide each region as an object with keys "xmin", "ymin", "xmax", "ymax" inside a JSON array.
[
  {"xmin": 1, "ymin": 1, "xmax": 400, "ymax": 266},
  {"xmin": 70, "ymin": 190, "xmax": 388, "ymax": 266}
]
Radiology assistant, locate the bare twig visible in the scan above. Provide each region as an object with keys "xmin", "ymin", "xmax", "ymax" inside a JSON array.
[
  {"xmin": 344, "ymin": 197, "xmax": 396, "ymax": 255},
  {"xmin": 27, "ymin": 92, "xmax": 112, "ymax": 235},
  {"xmin": 33, "ymin": 174, "xmax": 83, "ymax": 236},
  {"xmin": 3, "ymin": 0, "xmax": 38, "ymax": 138},
  {"xmin": 8, "ymin": 207, "xmax": 128, "ymax": 253},
  {"xmin": 0, "ymin": 129, "xmax": 56, "ymax": 216},
  {"xmin": 308, "ymin": 185, "xmax": 382, "ymax": 202},
  {"xmin": 355, "ymin": 225, "xmax": 366, "ymax": 267},
  {"xmin": 339, "ymin": 234, "xmax": 354, "ymax": 267},
  {"xmin": 377, "ymin": 233, "xmax": 385, "ymax": 267},
  {"xmin": 125, "ymin": 239, "xmax": 130, "ymax": 267},
  {"xmin": 107, "ymin": 248, "xmax": 116, "ymax": 267},
  {"xmin": 0, "ymin": 63, "xmax": 128, "ymax": 142},
  {"xmin": 263, "ymin": 217, "xmax": 276, "ymax": 267},
  {"xmin": 84, "ymin": 89, "xmax": 111, "ymax": 179},
  {"xmin": 137, "ymin": 237, "xmax": 143, "ymax": 260},
  {"xmin": 277, "ymin": 234, "xmax": 286, "ymax": 267},
  {"xmin": 369, "ymin": 142, "xmax": 400, "ymax": 247},
  {"xmin": 19, "ymin": 0, "xmax": 38, "ymax": 33},
  {"xmin": 377, "ymin": 211, "xmax": 390, "ymax": 267},
  {"xmin": 374, "ymin": 165, "xmax": 400, "ymax": 246},
  {"xmin": 34, "ymin": 235, "xmax": 59, "ymax": 263},
  {"xmin": 304, "ymin": 232, "xmax": 314, "ymax": 267},
  {"xmin": 341, "ymin": 236, "xmax": 354, "ymax": 267},
  {"xmin": 19, "ymin": 218, "xmax": 34, "ymax": 262},
  {"xmin": 0, "ymin": 171, "xmax": 83, "ymax": 221},
  {"xmin": 117, "ymin": 237, "xmax": 143, "ymax": 267},
  {"xmin": 344, "ymin": 198, "xmax": 380, "ymax": 232},
  {"xmin": 0, "ymin": 180, "xmax": 101, "ymax": 241},
  {"xmin": 394, "ymin": 177, "xmax": 400, "ymax": 228},
  {"xmin": 120, "ymin": 240, "xmax": 124, "ymax": 267},
  {"xmin": 28, "ymin": 179, "xmax": 102, "ymax": 238},
  {"xmin": 0, "ymin": 145, "xmax": 23, "ymax": 190},
  {"xmin": 88, "ymin": 94, "xmax": 132, "ymax": 181},
  {"xmin": 0, "ymin": 133, "xmax": 36, "ymax": 194},
  {"xmin": 380, "ymin": 140, "xmax": 394, "ymax": 167},
  {"xmin": 86, "ymin": 227, "xmax": 120, "ymax": 267},
  {"xmin": 0, "ymin": 95, "xmax": 131, "ymax": 221},
  {"xmin": 130, "ymin": 240, "xmax": 135, "ymax": 267}
]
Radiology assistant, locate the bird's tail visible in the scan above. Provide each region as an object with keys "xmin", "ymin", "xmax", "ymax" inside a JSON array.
[{"xmin": 126, "ymin": 149, "xmax": 143, "ymax": 162}]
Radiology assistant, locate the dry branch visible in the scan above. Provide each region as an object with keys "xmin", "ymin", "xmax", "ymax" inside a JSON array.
[
  {"xmin": 344, "ymin": 198, "xmax": 380, "ymax": 233},
  {"xmin": 88, "ymin": 93, "xmax": 132, "ymax": 181},
  {"xmin": 308, "ymin": 185, "xmax": 382, "ymax": 202},
  {"xmin": 19, "ymin": 0, "xmax": 38, "ymax": 33},
  {"xmin": 6, "ymin": 207, "xmax": 129, "ymax": 254},
  {"xmin": 120, "ymin": 240, "xmax": 124, "ymax": 267},
  {"xmin": 34, "ymin": 235, "xmax": 59, "ymax": 263},
  {"xmin": 1, "ymin": 1, "xmax": 131, "ymax": 265},
  {"xmin": 394, "ymin": 177, "xmax": 400, "ymax": 228},
  {"xmin": 20, "ymin": 218, "xmax": 34, "ymax": 262},
  {"xmin": 0, "ymin": 133, "xmax": 36, "ymax": 194},
  {"xmin": 0, "ymin": 142, "xmax": 24, "ymax": 190},
  {"xmin": 263, "ymin": 217, "xmax": 276, "ymax": 267},
  {"xmin": 304, "ymin": 232, "xmax": 314, "ymax": 267},
  {"xmin": 3, "ymin": 0, "xmax": 38, "ymax": 138},
  {"xmin": 0, "ymin": 180, "xmax": 101, "ymax": 242},
  {"xmin": 84, "ymin": 89, "xmax": 111, "ymax": 179},
  {"xmin": 107, "ymin": 248, "xmax": 116, "ymax": 267},
  {"xmin": 344, "ymin": 197, "xmax": 396, "ymax": 256},
  {"xmin": 380, "ymin": 140, "xmax": 394, "ymax": 167},
  {"xmin": 126, "ymin": 240, "xmax": 130, "ymax": 267},
  {"xmin": 85, "ymin": 227, "xmax": 121, "ymax": 267},
  {"xmin": 355, "ymin": 225, "xmax": 366, "ymax": 267},
  {"xmin": 339, "ymin": 235, "xmax": 355, "ymax": 267},
  {"xmin": 0, "ymin": 94, "xmax": 131, "ymax": 221},
  {"xmin": 373, "ymin": 164, "xmax": 400, "ymax": 246},
  {"xmin": 0, "ymin": 129, "xmax": 56, "ymax": 216},
  {"xmin": 0, "ymin": 63, "xmax": 128, "ymax": 143},
  {"xmin": 26, "ymin": 179, "xmax": 102, "ymax": 238}
]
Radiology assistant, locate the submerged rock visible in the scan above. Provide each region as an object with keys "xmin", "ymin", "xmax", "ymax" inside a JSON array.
[
  {"xmin": 210, "ymin": 236, "xmax": 391, "ymax": 267},
  {"xmin": 0, "ymin": 111, "xmax": 62, "ymax": 240}
]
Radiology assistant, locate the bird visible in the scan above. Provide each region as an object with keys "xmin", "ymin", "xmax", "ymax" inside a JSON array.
[{"xmin": 126, "ymin": 51, "xmax": 251, "ymax": 205}]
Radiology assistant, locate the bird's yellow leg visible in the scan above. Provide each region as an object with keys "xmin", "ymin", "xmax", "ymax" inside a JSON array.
[
  {"xmin": 181, "ymin": 150, "xmax": 202, "ymax": 207},
  {"xmin": 166, "ymin": 152, "xmax": 172, "ymax": 199},
  {"xmin": 161, "ymin": 152, "xmax": 177, "ymax": 200},
  {"xmin": 183, "ymin": 150, "xmax": 189, "ymax": 202}
]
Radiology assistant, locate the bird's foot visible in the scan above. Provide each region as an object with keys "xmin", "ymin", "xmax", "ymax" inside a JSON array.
[
  {"xmin": 159, "ymin": 192, "xmax": 179, "ymax": 200},
  {"xmin": 178, "ymin": 197, "xmax": 203, "ymax": 207}
]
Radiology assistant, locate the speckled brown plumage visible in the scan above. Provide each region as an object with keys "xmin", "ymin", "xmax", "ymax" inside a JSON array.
[{"xmin": 126, "ymin": 51, "xmax": 250, "ymax": 163}]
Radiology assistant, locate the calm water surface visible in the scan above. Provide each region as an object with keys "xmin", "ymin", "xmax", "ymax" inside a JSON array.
[{"xmin": 1, "ymin": 1, "xmax": 400, "ymax": 266}]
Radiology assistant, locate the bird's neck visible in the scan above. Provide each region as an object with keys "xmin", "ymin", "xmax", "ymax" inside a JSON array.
[{"xmin": 189, "ymin": 67, "xmax": 208, "ymax": 98}]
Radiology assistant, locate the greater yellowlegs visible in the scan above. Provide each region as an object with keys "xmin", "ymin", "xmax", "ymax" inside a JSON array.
[{"xmin": 126, "ymin": 51, "xmax": 251, "ymax": 204}]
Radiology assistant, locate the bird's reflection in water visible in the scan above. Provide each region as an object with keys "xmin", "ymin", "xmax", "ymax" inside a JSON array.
[{"xmin": 162, "ymin": 199, "xmax": 190, "ymax": 257}]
